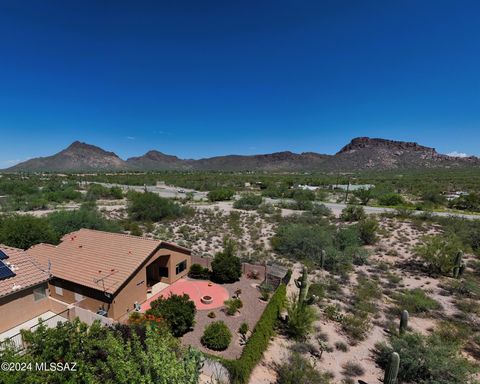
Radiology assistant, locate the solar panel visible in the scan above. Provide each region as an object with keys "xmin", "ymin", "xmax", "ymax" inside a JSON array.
[
  {"xmin": 0, "ymin": 250, "xmax": 8, "ymax": 260},
  {"xmin": 0, "ymin": 260, "xmax": 15, "ymax": 280}
]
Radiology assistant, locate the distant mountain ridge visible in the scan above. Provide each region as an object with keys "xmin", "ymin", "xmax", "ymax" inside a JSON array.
[{"xmin": 5, "ymin": 137, "xmax": 479, "ymax": 172}]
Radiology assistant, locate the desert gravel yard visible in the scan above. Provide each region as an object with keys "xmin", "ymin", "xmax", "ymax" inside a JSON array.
[{"xmin": 181, "ymin": 275, "xmax": 268, "ymax": 359}]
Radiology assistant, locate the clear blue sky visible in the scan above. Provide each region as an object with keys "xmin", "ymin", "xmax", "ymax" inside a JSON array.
[{"xmin": 0, "ymin": 0, "xmax": 479, "ymax": 165}]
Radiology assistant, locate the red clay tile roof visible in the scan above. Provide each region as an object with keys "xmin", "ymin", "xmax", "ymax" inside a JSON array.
[
  {"xmin": 28, "ymin": 229, "xmax": 188, "ymax": 295},
  {"xmin": 0, "ymin": 245, "xmax": 50, "ymax": 298}
]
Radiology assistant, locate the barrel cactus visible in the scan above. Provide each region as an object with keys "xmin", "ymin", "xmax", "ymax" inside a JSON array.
[{"xmin": 384, "ymin": 352, "xmax": 400, "ymax": 384}]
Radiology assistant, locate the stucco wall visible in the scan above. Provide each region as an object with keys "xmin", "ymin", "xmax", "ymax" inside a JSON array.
[{"xmin": 0, "ymin": 283, "xmax": 50, "ymax": 334}]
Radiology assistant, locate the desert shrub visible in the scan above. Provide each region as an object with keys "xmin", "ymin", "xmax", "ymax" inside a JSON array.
[
  {"xmin": 285, "ymin": 296, "xmax": 318, "ymax": 340},
  {"xmin": 378, "ymin": 192, "xmax": 405, "ymax": 206},
  {"xmin": 276, "ymin": 352, "xmax": 332, "ymax": 384},
  {"xmin": 0, "ymin": 214, "xmax": 58, "ymax": 249},
  {"xmin": 353, "ymin": 188, "xmax": 373, "ymax": 205},
  {"xmin": 311, "ymin": 203, "xmax": 332, "ymax": 216},
  {"xmin": 422, "ymin": 189, "xmax": 446, "ymax": 206},
  {"xmin": 393, "ymin": 288, "xmax": 440, "ymax": 315},
  {"xmin": 211, "ymin": 239, "xmax": 242, "ymax": 283},
  {"xmin": 225, "ymin": 284, "xmax": 286, "ymax": 384},
  {"xmin": 292, "ymin": 189, "xmax": 316, "ymax": 201},
  {"xmin": 224, "ymin": 298, "xmax": 243, "ymax": 315},
  {"xmin": 414, "ymin": 235, "xmax": 463, "ymax": 275},
  {"xmin": 201, "ymin": 321, "xmax": 232, "ymax": 351},
  {"xmin": 47, "ymin": 204, "xmax": 121, "ymax": 237},
  {"xmin": 272, "ymin": 222, "xmax": 361, "ymax": 274},
  {"xmin": 233, "ymin": 193, "xmax": 263, "ymax": 210},
  {"xmin": 307, "ymin": 283, "xmax": 325, "ymax": 302},
  {"xmin": 188, "ymin": 263, "xmax": 210, "ymax": 279},
  {"xmin": 146, "ymin": 294, "xmax": 196, "ymax": 337},
  {"xmin": 207, "ymin": 188, "xmax": 235, "ymax": 202},
  {"xmin": 342, "ymin": 361, "xmax": 365, "ymax": 377},
  {"xmin": 127, "ymin": 191, "xmax": 188, "ymax": 221},
  {"xmin": 239, "ymin": 322, "xmax": 249, "ymax": 336},
  {"xmin": 340, "ymin": 205, "xmax": 366, "ymax": 222},
  {"xmin": 341, "ymin": 314, "xmax": 371, "ymax": 341},
  {"xmin": 450, "ymin": 192, "xmax": 480, "ymax": 212},
  {"xmin": 335, "ymin": 341, "xmax": 349, "ymax": 352},
  {"xmin": 375, "ymin": 332, "xmax": 477, "ymax": 384},
  {"xmin": 257, "ymin": 203, "xmax": 276, "ymax": 214},
  {"xmin": 87, "ymin": 183, "xmax": 123, "ymax": 200},
  {"xmin": 357, "ymin": 218, "xmax": 379, "ymax": 245}
]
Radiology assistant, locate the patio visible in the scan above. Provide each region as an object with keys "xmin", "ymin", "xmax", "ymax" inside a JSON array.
[{"xmin": 141, "ymin": 278, "xmax": 230, "ymax": 311}]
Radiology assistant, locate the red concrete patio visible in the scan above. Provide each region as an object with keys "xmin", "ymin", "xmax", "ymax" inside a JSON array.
[{"xmin": 141, "ymin": 278, "xmax": 230, "ymax": 311}]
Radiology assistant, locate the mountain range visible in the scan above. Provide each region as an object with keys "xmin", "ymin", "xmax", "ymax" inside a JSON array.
[{"xmin": 5, "ymin": 137, "xmax": 479, "ymax": 172}]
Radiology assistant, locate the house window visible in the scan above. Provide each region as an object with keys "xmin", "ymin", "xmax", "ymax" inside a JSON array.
[
  {"xmin": 54, "ymin": 283, "xmax": 63, "ymax": 296},
  {"xmin": 175, "ymin": 260, "xmax": 187, "ymax": 275},
  {"xmin": 33, "ymin": 287, "xmax": 47, "ymax": 302}
]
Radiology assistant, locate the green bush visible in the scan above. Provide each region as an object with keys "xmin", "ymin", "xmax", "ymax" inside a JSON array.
[
  {"xmin": 353, "ymin": 188, "xmax": 373, "ymax": 205},
  {"xmin": 378, "ymin": 193, "xmax": 405, "ymax": 206},
  {"xmin": 233, "ymin": 193, "xmax": 263, "ymax": 210},
  {"xmin": 207, "ymin": 188, "xmax": 235, "ymax": 202},
  {"xmin": 414, "ymin": 235, "xmax": 463, "ymax": 275},
  {"xmin": 0, "ymin": 318, "xmax": 203, "ymax": 384},
  {"xmin": 276, "ymin": 352, "xmax": 332, "ymax": 384},
  {"xmin": 201, "ymin": 321, "xmax": 232, "ymax": 351},
  {"xmin": 87, "ymin": 183, "xmax": 123, "ymax": 200},
  {"xmin": 225, "ymin": 284, "xmax": 287, "ymax": 384},
  {"xmin": 211, "ymin": 239, "xmax": 242, "ymax": 283},
  {"xmin": 47, "ymin": 204, "xmax": 121, "ymax": 237},
  {"xmin": 285, "ymin": 296, "xmax": 318, "ymax": 340},
  {"xmin": 224, "ymin": 298, "xmax": 243, "ymax": 316},
  {"xmin": 357, "ymin": 218, "xmax": 379, "ymax": 245},
  {"xmin": 375, "ymin": 332, "xmax": 477, "ymax": 384},
  {"xmin": 127, "ymin": 191, "xmax": 188, "ymax": 222},
  {"xmin": 340, "ymin": 205, "xmax": 366, "ymax": 222},
  {"xmin": 146, "ymin": 294, "xmax": 196, "ymax": 337},
  {"xmin": 0, "ymin": 215, "xmax": 58, "ymax": 249},
  {"xmin": 188, "ymin": 263, "xmax": 210, "ymax": 279},
  {"xmin": 393, "ymin": 288, "xmax": 441, "ymax": 315}
]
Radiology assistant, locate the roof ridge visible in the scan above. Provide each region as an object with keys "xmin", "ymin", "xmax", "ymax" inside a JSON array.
[{"xmin": 75, "ymin": 228, "xmax": 162, "ymax": 243}]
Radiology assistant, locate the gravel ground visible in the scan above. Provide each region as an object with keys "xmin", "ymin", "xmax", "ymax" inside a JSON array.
[{"xmin": 181, "ymin": 275, "xmax": 268, "ymax": 359}]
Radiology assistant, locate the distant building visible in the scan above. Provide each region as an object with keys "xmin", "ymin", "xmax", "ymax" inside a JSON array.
[
  {"xmin": 331, "ymin": 184, "xmax": 374, "ymax": 191},
  {"xmin": 297, "ymin": 184, "xmax": 321, "ymax": 191},
  {"xmin": 445, "ymin": 191, "xmax": 469, "ymax": 201}
]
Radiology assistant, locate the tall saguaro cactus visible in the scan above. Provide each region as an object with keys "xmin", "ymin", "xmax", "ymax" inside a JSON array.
[
  {"xmin": 319, "ymin": 249, "xmax": 326, "ymax": 270},
  {"xmin": 453, "ymin": 251, "xmax": 465, "ymax": 279},
  {"xmin": 384, "ymin": 352, "xmax": 400, "ymax": 384},
  {"xmin": 295, "ymin": 266, "xmax": 309, "ymax": 306},
  {"xmin": 399, "ymin": 310, "xmax": 409, "ymax": 335}
]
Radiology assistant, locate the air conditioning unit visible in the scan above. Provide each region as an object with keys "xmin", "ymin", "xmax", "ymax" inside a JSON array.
[{"xmin": 134, "ymin": 302, "xmax": 141, "ymax": 311}]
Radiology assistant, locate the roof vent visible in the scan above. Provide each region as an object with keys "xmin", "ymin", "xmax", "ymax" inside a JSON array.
[{"xmin": 12, "ymin": 283, "xmax": 22, "ymax": 291}]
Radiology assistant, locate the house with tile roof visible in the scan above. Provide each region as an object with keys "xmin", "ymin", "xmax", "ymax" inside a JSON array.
[
  {"xmin": 28, "ymin": 229, "xmax": 192, "ymax": 321},
  {"xmin": 0, "ymin": 245, "xmax": 54, "ymax": 336}
]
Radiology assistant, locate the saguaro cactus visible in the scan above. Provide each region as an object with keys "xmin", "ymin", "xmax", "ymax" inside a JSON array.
[
  {"xmin": 399, "ymin": 310, "xmax": 409, "ymax": 335},
  {"xmin": 453, "ymin": 251, "xmax": 464, "ymax": 278},
  {"xmin": 319, "ymin": 249, "xmax": 326, "ymax": 270},
  {"xmin": 295, "ymin": 266, "xmax": 309, "ymax": 306},
  {"xmin": 384, "ymin": 352, "xmax": 400, "ymax": 384}
]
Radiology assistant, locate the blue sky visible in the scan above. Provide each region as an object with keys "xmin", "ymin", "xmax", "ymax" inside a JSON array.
[{"xmin": 0, "ymin": 0, "xmax": 479, "ymax": 165}]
